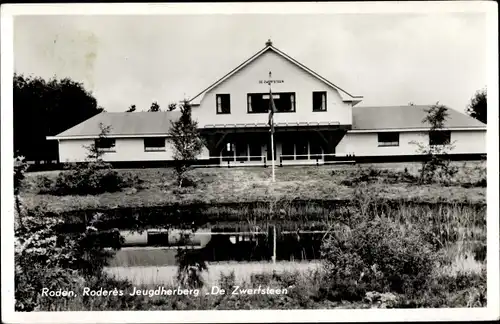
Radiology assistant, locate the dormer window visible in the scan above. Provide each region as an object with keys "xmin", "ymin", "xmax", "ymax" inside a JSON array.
[{"xmin": 216, "ymin": 94, "xmax": 231, "ymax": 114}]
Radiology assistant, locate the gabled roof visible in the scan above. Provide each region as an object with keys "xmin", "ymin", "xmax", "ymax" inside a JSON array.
[
  {"xmin": 47, "ymin": 111, "xmax": 181, "ymax": 139},
  {"xmin": 351, "ymin": 105, "xmax": 486, "ymax": 131},
  {"xmin": 188, "ymin": 41, "xmax": 363, "ymax": 106}
]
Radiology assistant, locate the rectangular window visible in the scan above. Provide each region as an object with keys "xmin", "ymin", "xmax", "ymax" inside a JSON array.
[
  {"xmin": 281, "ymin": 141, "xmax": 294, "ymax": 161},
  {"xmin": 295, "ymin": 138, "xmax": 308, "ymax": 160},
  {"xmin": 144, "ymin": 137, "xmax": 166, "ymax": 151},
  {"xmin": 378, "ymin": 132, "xmax": 399, "ymax": 147},
  {"xmin": 313, "ymin": 92, "xmax": 327, "ymax": 111},
  {"xmin": 249, "ymin": 142, "xmax": 262, "ymax": 161},
  {"xmin": 247, "ymin": 92, "xmax": 296, "ymax": 113},
  {"xmin": 235, "ymin": 141, "xmax": 247, "ymax": 162},
  {"xmin": 429, "ymin": 130, "xmax": 451, "ymax": 146},
  {"xmin": 95, "ymin": 138, "xmax": 116, "ymax": 152},
  {"xmin": 310, "ymin": 142, "xmax": 323, "ymax": 159},
  {"xmin": 216, "ymin": 94, "xmax": 231, "ymax": 114},
  {"xmin": 222, "ymin": 142, "xmax": 235, "ymax": 162}
]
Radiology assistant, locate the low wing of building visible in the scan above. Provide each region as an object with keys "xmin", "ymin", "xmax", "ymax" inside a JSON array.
[{"xmin": 337, "ymin": 105, "xmax": 486, "ymax": 158}]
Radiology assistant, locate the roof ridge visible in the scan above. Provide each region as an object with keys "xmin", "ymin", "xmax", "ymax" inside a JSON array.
[{"xmin": 188, "ymin": 41, "xmax": 361, "ymax": 104}]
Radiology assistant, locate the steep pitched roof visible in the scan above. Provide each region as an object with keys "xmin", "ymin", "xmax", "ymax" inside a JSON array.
[
  {"xmin": 351, "ymin": 105, "xmax": 486, "ymax": 131},
  {"xmin": 48, "ymin": 111, "xmax": 181, "ymax": 139},
  {"xmin": 188, "ymin": 41, "xmax": 363, "ymax": 105}
]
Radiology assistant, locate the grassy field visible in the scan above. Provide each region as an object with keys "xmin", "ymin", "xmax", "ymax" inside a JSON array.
[{"xmin": 22, "ymin": 161, "xmax": 486, "ymax": 212}]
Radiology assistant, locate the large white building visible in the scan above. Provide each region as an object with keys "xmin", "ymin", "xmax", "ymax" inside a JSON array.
[{"xmin": 47, "ymin": 40, "xmax": 486, "ymax": 165}]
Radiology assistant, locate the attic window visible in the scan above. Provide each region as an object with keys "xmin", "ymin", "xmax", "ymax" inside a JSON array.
[
  {"xmin": 247, "ymin": 92, "xmax": 296, "ymax": 113},
  {"xmin": 144, "ymin": 137, "xmax": 166, "ymax": 152},
  {"xmin": 95, "ymin": 138, "xmax": 116, "ymax": 152},
  {"xmin": 313, "ymin": 92, "xmax": 327, "ymax": 111},
  {"xmin": 216, "ymin": 94, "xmax": 231, "ymax": 114}
]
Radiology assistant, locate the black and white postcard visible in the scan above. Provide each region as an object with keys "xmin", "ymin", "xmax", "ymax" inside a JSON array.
[{"xmin": 1, "ymin": 2, "xmax": 499, "ymax": 323}]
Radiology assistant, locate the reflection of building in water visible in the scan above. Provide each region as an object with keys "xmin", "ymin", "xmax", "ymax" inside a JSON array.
[{"xmin": 118, "ymin": 228, "xmax": 324, "ymax": 262}]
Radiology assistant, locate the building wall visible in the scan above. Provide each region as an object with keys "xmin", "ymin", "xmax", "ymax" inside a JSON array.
[
  {"xmin": 58, "ymin": 130, "xmax": 485, "ymax": 162},
  {"xmin": 450, "ymin": 130, "xmax": 486, "ymax": 154},
  {"xmin": 59, "ymin": 139, "xmax": 93, "ymax": 162},
  {"xmin": 336, "ymin": 130, "xmax": 486, "ymax": 156},
  {"xmin": 192, "ymin": 50, "xmax": 353, "ymax": 128},
  {"xmin": 58, "ymin": 138, "xmax": 209, "ymax": 162}
]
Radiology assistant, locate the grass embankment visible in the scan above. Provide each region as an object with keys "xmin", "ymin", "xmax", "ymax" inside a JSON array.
[{"xmin": 22, "ymin": 161, "xmax": 486, "ymax": 213}]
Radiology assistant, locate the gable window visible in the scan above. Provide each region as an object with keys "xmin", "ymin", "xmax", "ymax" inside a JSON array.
[
  {"xmin": 378, "ymin": 132, "xmax": 399, "ymax": 147},
  {"xmin": 216, "ymin": 94, "xmax": 231, "ymax": 114},
  {"xmin": 144, "ymin": 137, "xmax": 166, "ymax": 152},
  {"xmin": 247, "ymin": 92, "xmax": 296, "ymax": 113},
  {"xmin": 95, "ymin": 138, "xmax": 116, "ymax": 152},
  {"xmin": 313, "ymin": 92, "xmax": 327, "ymax": 111},
  {"xmin": 429, "ymin": 130, "xmax": 451, "ymax": 146}
]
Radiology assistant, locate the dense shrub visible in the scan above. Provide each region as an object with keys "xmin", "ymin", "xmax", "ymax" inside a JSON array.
[
  {"xmin": 41, "ymin": 161, "xmax": 131, "ymax": 195},
  {"xmin": 340, "ymin": 166, "xmax": 418, "ymax": 186},
  {"xmin": 392, "ymin": 269, "xmax": 486, "ymax": 308},
  {"xmin": 320, "ymin": 218, "xmax": 436, "ymax": 302},
  {"xmin": 15, "ymin": 209, "xmax": 123, "ymax": 311}
]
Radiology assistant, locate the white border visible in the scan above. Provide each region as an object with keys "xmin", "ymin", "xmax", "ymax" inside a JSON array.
[{"xmin": 2, "ymin": 2, "xmax": 499, "ymax": 323}]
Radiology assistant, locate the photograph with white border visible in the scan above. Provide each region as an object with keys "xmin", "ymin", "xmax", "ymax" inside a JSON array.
[{"xmin": 1, "ymin": 2, "xmax": 499, "ymax": 323}]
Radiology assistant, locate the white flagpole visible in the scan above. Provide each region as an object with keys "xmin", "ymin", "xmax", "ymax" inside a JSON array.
[
  {"xmin": 269, "ymin": 73, "xmax": 276, "ymax": 183},
  {"xmin": 271, "ymin": 134, "xmax": 275, "ymax": 183},
  {"xmin": 272, "ymin": 225, "xmax": 277, "ymax": 264}
]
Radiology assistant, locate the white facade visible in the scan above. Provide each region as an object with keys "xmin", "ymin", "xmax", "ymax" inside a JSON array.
[
  {"xmin": 58, "ymin": 138, "xmax": 209, "ymax": 163},
  {"xmin": 336, "ymin": 129, "xmax": 486, "ymax": 156},
  {"xmin": 192, "ymin": 50, "xmax": 353, "ymax": 128}
]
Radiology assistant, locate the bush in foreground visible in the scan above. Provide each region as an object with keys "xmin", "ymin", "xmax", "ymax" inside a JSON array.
[
  {"xmin": 320, "ymin": 218, "xmax": 436, "ymax": 301},
  {"xmin": 38, "ymin": 161, "xmax": 141, "ymax": 196},
  {"xmin": 15, "ymin": 209, "xmax": 123, "ymax": 311}
]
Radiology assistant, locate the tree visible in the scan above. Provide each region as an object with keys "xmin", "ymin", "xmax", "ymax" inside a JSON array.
[
  {"xmin": 126, "ymin": 104, "xmax": 136, "ymax": 112},
  {"xmin": 423, "ymin": 102, "xmax": 449, "ymax": 130},
  {"xmin": 148, "ymin": 101, "xmax": 161, "ymax": 112},
  {"xmin": 168, "ymin": 103, "xmax": 177, "ymax": 111},
  {"xmin": 84, "ymin": 123, "xmax": 112, "ymax": 162},
  {"xmin": 167, "ymin": 100, "xmax": 204, "ymax": 187},
  {"xmin": 13, "ymin": 74, "xmax": 104, "ymax": 162},
  {"xmin": 411, "ymin": 102, "xmax": 457, "ymax": 183},
  {"xmin": 408, "ymin": 102, "xmax": 415, "ymax": 106},
  {"xmin": 466, "ymin": 88, "xmax": 487, "ymax": 124},
  {"xmin": 14, "ymin": 155, "xmax": 29, "ymax": 229}
]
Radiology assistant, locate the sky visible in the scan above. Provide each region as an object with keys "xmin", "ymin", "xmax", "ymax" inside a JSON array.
[{"xmin": 14, "ymin": 12, "xmax": 488, "ymax": 113}]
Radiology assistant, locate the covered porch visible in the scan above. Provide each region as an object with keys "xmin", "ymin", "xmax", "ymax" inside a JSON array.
[{"xmin": 199, "ymin": 124, "xmax": 350, "ymax": 167}]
